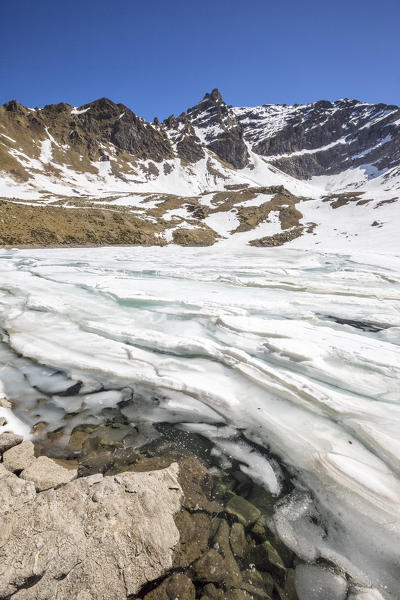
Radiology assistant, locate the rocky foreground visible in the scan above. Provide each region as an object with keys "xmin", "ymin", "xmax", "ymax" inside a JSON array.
[{"xmin": 0, "ymin": 427, "xmax": 302, "ymax": 600}]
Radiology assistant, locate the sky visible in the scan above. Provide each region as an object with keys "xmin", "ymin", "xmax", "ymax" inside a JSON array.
[{"xmin": 1, "ymin": 0, "xmax": 399, "ymax": 121}]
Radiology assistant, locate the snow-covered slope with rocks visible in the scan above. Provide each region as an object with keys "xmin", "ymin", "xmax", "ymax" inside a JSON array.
[{"xmin": 0, "ymin": 90, "xmax": 399, "ymax": 251}]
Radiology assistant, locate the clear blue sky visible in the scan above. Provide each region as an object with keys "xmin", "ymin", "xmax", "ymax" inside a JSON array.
[{"xmin": 1, "ymin": 0, "xmax": 399, "ymax": 120}]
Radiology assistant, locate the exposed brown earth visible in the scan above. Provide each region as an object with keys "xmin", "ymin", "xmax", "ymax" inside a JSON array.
[
  {"xmin": 0, "ymin": 199, "xmax": 165, "ymax": 247},
  {"xmin": 0, "ymin": 185, "xmax": 310, "ymax": 248}
]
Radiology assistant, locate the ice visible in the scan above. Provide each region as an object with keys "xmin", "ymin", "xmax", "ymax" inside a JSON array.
[
  {"xmin": 21, "ymin": 365, "xmax": 82, "ymax": 395},
  {"xmin": 0, "ymin": 406, "xmax": 31, "ymax": 438},
  {"xmin": 0, "ymin": 380, "xmax": 31, "ymax": 438},
  {"xmin": 181, "ymin": 423, "xmax": 281, "ymax": 494},
  {"xmin": 271, "ymin": 491, "xmax": 327, "ymax": 561},
  {"xmin": 0, "ymin": 245, "xmax": 399, "ymax": 597},
  {"xmin": 348, "ymin": 588, "xmax": 386, "ymax": 600},
  {"xmin": 294, "ymin": 564, "xmax": 348, "ymax": 600}
]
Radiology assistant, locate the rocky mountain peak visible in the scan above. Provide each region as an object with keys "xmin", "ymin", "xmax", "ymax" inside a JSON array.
[
  {"xmin": 202, "ymin": 88, "xmax": 224, "ymax": 104},
  {"xmin": 3, "ymin": 100, "xmax": 27, "ymax": 114},
  {"xmin": 0, "ymin": 89, "xmax": 399, "ymax": 220}
]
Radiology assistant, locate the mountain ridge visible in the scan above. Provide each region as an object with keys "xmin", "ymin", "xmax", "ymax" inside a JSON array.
[{"xmin": 0, "ymin": 90, "xmax": 399, "ymax": 251}]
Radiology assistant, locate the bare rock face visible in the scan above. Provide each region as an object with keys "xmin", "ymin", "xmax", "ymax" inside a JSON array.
[
  {"xmin": 0, "ymin": 463, "xmax": 183, "ymax": 599},
  {"xmin": 2, "ymin": 440, "xmax": 35, "ymax": 472},
  {"xmin": 174, "ymin": 89, "xmax": 250, "ymax": 169},
  {"xmin": 20, "ymin": 455, "xmax": 77, "ymax": 491}
]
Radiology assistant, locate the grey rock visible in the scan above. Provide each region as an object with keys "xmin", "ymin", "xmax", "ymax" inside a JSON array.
[
  {"xmin": 0, "ymin": 417, "xmax": 7, "ymax": 426},
  {"xmin": 0, "ymin": 463, "xmax": 182, "ymax": 599},
  {"xmin": 0, "ymin": 431, "xmax": 23, "ymax": 453},
  {"xmin": 20, "ymin": 455, "xmax": 77, "ymax": 491},
  {"xmin": 0, "ymin": 464, "xmax": 36, "ymax": 513},
  {"xmin": 2, "ymin": 441, "xmax": 35, "ymax": 472}
]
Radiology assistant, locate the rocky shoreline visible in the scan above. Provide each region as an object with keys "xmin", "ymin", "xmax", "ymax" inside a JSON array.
[{"xmin": 0, "ymin": 415, "xmax": 300, "ymax": 600}]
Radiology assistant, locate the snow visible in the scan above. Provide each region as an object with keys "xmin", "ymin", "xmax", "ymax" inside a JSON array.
[
  {"xmin": 0, "ymin": 133, "xmax": 16, "ymax": 143},
  {"xmin": 39, "ymin": 138, "xmax": 53, "ymax": 163},
  {"xmin": 236, "ymin": 193, "xmax": 275, "ymax": 207},
  {"xmin": 71, "ymin": 107, "xmax": 90, "ymax": 115},
  {"xmin": 204, "ymin": 210, "xmax": 240, "ymax": 236},
  {"xmin": 163, "ymin": 206, "xmax": 192, "ymax": 221},
  {"xmin": 267, "ymin": 136, "xmax": 349, "ymax": 160}
]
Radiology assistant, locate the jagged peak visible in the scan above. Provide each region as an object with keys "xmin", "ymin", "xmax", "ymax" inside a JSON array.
[
  {"xmin": 202, "ymin": 88, "xmax": 224, "ymax": 104},
  {"xmin": 3, "ymin": 99, "xmax": 27, "ymax": 113}
]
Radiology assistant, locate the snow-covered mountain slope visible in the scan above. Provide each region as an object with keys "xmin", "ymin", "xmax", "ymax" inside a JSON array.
[{"xmin": 0, "ymin": 90, "xmax": 399, "ymax": 251}]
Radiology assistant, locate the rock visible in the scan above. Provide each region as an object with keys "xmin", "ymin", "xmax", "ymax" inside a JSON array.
[
  {"xmin": 230, "ymin": 522, "xmax": 247, "ymax": 557},
  {"xmin": 275, "ymin": 568, "xmax": 298, "ymax": 600},
  {"xmin": 201, "ymin": 583, "xmax": 226, "ymax": 600},
  {"xmin": 20, "ymin": 455, "xmax": 77, "ymax": 491},
  {"xmin": 193, "ymin": 549, "xmax": 226, "ymax": 583},
  {"xmin": 0, "ymin": 464, "xmax": 182, "ymax": 599},
  {"xmin": 0, "ymin": 397, "xmax": 12, "ymax": 408},
  {"xmin": 0, "ymin": 431, "xmax": 23, "ymax": 453},
  {"xmin": 247, "ymin": 541, "xmax": 286, "ymax": 586},
  {"xmin": 251, "ymin": 518, "xmax": 266, "ymax": 540},
  {"xmin": 225, "ymin": 494, "xmax": 261, "ymax": 526},
  {"xmin": 173, "ymin": 510, "xmax": 211, "ymax": 567},
  {"xmin": 226, "ymin": 590, "xmax": 252, "ymax": 600},
  {"xmin": 238, "ymin": 583, "xmax": 271, "ymax": 599},
  {"xmin": 261, "ymin": 572, "xmax": 275, "ymax": 596},
  {"xmin": 242, "ymin": 568, "xmax": 267, "ymax": 590},
  {"xmin": 144, "ymin": 573, "xmax": 196, "ymax": 600},
  {"xmin": 165, "ymin": 574, "xmax": 195, "ymax": 600},
  {"xmin": 294, "ymin": 565, "xmax": 347, "ymax": 600},
  {"xmin": 172, "ymin": 227, "xmax": 218, "ymax": 247},
  {"xmin": 0, "ymin": 464, "xmax": 36, "ymax": 513},
  {"xmin": 2, "ymin": 441, "xmax": 35, "ymax": 472},
  {"xmin": 0, "ymin": 417, "xmax": 7, "ymax": 426},
  {"xmin": 214, "ymin": 519, "xmax": 242, "ymax": 587}
]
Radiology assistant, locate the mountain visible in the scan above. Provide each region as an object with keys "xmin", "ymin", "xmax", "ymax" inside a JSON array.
[{"xmin": 0, "ymin": 90, "xmax": 399, "ymax": 250}]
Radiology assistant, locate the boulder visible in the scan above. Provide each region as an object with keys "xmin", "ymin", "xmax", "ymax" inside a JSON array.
[
  {"xmin": 214, "ymin": 519, "xmax": 242, "ymax": 587},
  {"xmin": 2, "ymin": 441, "xmax": 35, "ymax": 472},
  {"xmin": 144, "ymin": 573, "xmax": 195, "ymax": 600},
  {"xmin": 0, "ymin": 464, "xmax": 36, "ymax": 513},
  {"xmin": 193, "ymin": 549, "xmax": 226, "ymax": 583},
  {"xmin": 20, "ymin": 455, "xmax": 77, "ymax": 491},
  {"xmin": 0, "ymin": 464, "xmax": 182, "ymax": 599},
  {"xmin": 0, "ymin": 431, "xmax": 23, "ymax": 453},
  {"xmin": 173, "ymin": 509, "xmax": 211, "ymax": 567},
  {"xmin": 225, "ymin": 494, "xmax": 261, "ymax": 526},
  {"xmin": 247, "ymin": 541, "xmax": 286, "ymax": 586},
  {"xmin": 230, "ymin": 522, "xmax": 247, "ymax": 557}
]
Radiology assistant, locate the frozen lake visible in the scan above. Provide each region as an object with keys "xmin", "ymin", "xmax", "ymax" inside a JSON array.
[{"xmin": 0, "ymin": 245, "xmax": 399, "ymax": 599}]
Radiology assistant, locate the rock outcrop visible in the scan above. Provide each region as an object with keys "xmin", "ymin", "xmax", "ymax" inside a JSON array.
[{"xmin": 0, "ymin": 461, "xmax": 183, "ymax": 599}]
